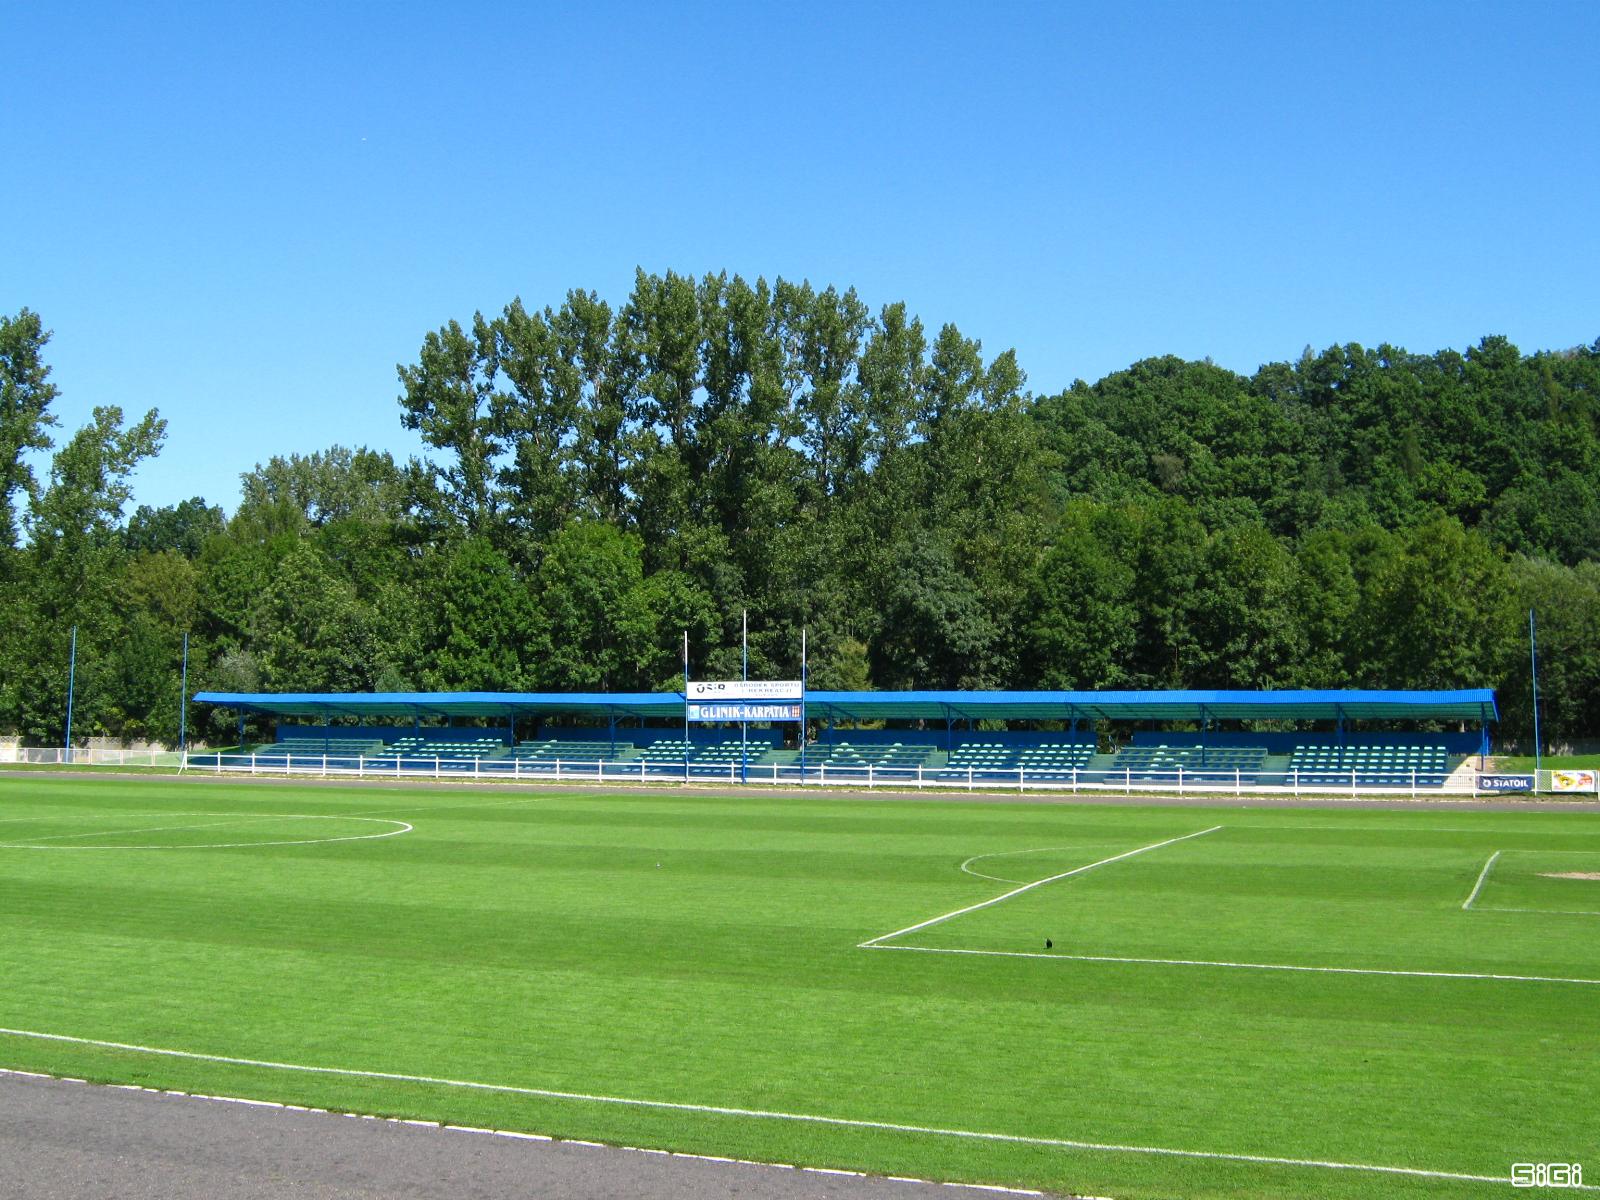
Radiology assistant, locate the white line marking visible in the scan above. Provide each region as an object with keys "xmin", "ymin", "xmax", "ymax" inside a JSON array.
[
  {"xmin": 1476, "ymin": 905, "xmax": 1600, "ymax": 918},
  {"xmin": 0, "ymin": 815, "xmax": 283, "ymax": 845},
  {"xmin": 1461, "ymin": 850, "xmax": 1501, "ymax": 909},
  {"xmin": 861, "ymin": 827, "xmax": 1222, "ymax": 948},
  {"xmin": 864, "ymin": 943, "xmax": 1600, "ymax": 986},
  {"xmin": 0, "ymin": 1026, "xmax": 1544, "ymax": 1188},
  {"xmin": 0, "ymin": 813, "xmax": 412, "ymax": 851},
  {"xmin": 959, "ymin": 847, "xmax": 1082, "ymax": 885}
]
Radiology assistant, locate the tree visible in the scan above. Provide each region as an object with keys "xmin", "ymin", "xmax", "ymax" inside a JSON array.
[
  {"xmin": 124, "ymin": 497, "xmax": 226, "ymax": 557},
  {"xmin": 1356, "ymin": 518, "xmax": 1519, "ymax": 690},
  {"xmin": 1025, "ymin": 505, "xmax": 1138, "ymax": 689},
  {"xmin": 0, "ymin": 309, "xmax": 59, "ymax": 553},
  {"xmin": 397, "ymin": 316, "xmax": 505, "ymax": 538},
  {"xmin": 870, "ymin": 533, "xmax": 1001, "ymax": 689},
  {"xmin": 4, "ymin": 406, "xmax": 165, "ymax": 742},
  {"xmin": 424, "ymin": 538, "xmax": 544, "ymax": 691},
  {"xmin": 536, "ymin": 521, "xmax": 658, "ymax": 691},
  {"xmin": 1500, "ymin": 558, "xmax": 1600, "ymax": 749},
  {"xmin": 236, "ymin": 446, "xmax": 410, "ymax": 533},
  {"xmin": 1191, "ymin": 524, "xmax": 1303, "ymax": 688},
  {"xmin": 253, "ymin": 542, "xmax": 390, "ymax": 693}
]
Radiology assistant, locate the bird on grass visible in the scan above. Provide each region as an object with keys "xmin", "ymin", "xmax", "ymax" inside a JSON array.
[{"xmin": 1045, "ymin": 938, "xmax": 1053, "ymax": 949}]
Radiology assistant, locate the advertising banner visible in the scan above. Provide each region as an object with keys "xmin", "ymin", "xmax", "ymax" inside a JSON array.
[
  {"xmin": 687, "ymin": 680, "xmax": 803, "ymax": 701},
  {"xmin": 1478, "ymin": 773, "xmax": 1536, "ymax": 793},
  {"xmin": 1550, "ymin": 770, "xmax": 1598, "ymax": 793},
  {"xmin": 687, "ymin": 702, "xmax": 804, "ymax": 723}
]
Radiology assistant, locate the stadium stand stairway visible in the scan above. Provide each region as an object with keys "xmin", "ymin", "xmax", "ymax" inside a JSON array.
[{"xmin": 1286, "ymin": 743, "xmax": 1451, "ymax": 786}]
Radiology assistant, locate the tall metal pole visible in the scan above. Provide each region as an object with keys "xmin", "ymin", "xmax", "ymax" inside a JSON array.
[
  {"xmin": 64, "ymin": 625, "xmax": 78, "ymax": 763},
  {"xmin": 800, "ymin": 626, "xmax": 808, "ymax": 784},
  {"xmin": 682, "ymin": 630, "xmax": 690, "ymax": 777},
  {"xmin": 1530, "ymin": 608, "xmax": 1542, "ymax": 783},
  {"xmin": 179, "ymin": 631, "xmax": 190, "ymax": 752},
  {"xmin": 740, "ymin": 608, "xmax": 748, "ymax": 784}
]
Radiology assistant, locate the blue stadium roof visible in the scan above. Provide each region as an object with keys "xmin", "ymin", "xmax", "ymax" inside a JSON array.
[{"xmin": 194, "ymin": 688, "xmax": 1498, "ymax": 723}]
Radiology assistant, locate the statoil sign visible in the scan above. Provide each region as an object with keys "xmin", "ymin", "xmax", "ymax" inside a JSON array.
[{"xmin": 1479, "ymin": 773, "xmax": 1535, "ymax": 792}]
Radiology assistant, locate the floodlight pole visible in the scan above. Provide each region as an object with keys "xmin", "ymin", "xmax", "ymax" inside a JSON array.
[
  {"xmin": 179, "ymin": 631, "xmax": 190, "ymax": 752},
  {"xmin": 1529, "ymin": 608, "xmax": 1542, "ymax": 782},
  {"xmin": 64, "ymin": 625, "xmax": 78, "ymax": 763}
]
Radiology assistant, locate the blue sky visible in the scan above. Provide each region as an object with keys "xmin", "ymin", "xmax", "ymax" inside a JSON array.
[{"xmin": 5, "ymin": 1, "xmax": 1598, "ymax": 513}]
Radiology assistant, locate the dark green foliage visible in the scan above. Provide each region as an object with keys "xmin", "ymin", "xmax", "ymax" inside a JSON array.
[
  {"xmin": 0, "ymin": 309, "xmax": 60, "ymax": 554},
  {"xmin": 2, "ymin": 293, "xmax": 1598, "ymax": 745},
  {"xmin": 124, "ymin": 497, "xmax": 225, "ymax": 557}
]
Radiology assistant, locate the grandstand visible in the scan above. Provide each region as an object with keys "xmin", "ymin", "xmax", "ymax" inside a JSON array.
[
  {"xmin": 191, "ymin": 688, "xmax": 1497, "ymax": 794},
  {"xmin": 1287, "ymin": 741, "xmax": 1452, "ymax": 786}
]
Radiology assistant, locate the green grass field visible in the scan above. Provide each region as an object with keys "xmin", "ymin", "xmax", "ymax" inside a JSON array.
[
  {"xmin": 1, "ymin": 775, "xmax": 1596, "ymax": 1199},
  {"xmin": 1496, "ymin": 752, "xmax": 1600, "ymax": 772}
]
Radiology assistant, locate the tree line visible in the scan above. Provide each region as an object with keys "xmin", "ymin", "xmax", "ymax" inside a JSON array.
[{"xmin": 2, "ymin": 272, "xmax": 1597, "ymax": 747}]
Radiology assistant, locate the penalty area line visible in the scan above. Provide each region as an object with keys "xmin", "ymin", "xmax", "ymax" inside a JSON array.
[
  {"xmin": 1461, "ymin": 850, "xmax": 1501, "ymax": 910},
  {"xmin": 0, "ymin": 1026, "xmax": 1547, "ymax": 1190},
  {"xmin": 860, "ymin": 826, "xmax": 1223, "ymax": 949},
  {"xmin": 864, "ymin": 944, "xmax": 1600, "ymax": 987}
]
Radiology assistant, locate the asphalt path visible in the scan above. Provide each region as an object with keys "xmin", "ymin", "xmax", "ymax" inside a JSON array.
[{"xmin": 0, "ymin": 1072, "xmax": 1043, "ymax": 1200}]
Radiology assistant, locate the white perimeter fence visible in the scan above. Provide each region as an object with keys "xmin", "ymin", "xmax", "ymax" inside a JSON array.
[{"xmin": 8, "ymin": 746, "xmax": 1598, "ymax": 799}]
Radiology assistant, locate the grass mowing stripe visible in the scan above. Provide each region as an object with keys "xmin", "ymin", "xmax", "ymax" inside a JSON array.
[
  {"xmin": 863, "ymin": 943, "xmax": 1600, "ymax": 986},
  {"xmin": 860, "ymin": 826, "xmax": 1223, "ymax": 947},
  {"xmin": 1460, "ymin": 850, "xmax": 1501, "ymax": 909},
  {"xmin": 0, "ymin": 1025, "xmax": 1549, "ymax": 1190}
]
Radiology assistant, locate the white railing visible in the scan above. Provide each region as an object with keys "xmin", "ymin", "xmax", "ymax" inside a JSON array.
[
  {"xmin": 7, "ymin": 746, "xmax": 185, "ymax": 767},
  {"xmin": 2, "ymin": 747, "xmax": 1568, "ymax": 798}
]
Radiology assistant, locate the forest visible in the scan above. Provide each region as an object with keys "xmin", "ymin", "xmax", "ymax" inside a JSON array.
[{"xmin": 2, "ymin": 271, "xmax": 1597, "ymax": 747}]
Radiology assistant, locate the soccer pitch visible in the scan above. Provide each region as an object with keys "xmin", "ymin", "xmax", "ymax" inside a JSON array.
[{"xmin": 0, "ymin": 776, "xmax": 1595, "ymax": 1199}]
